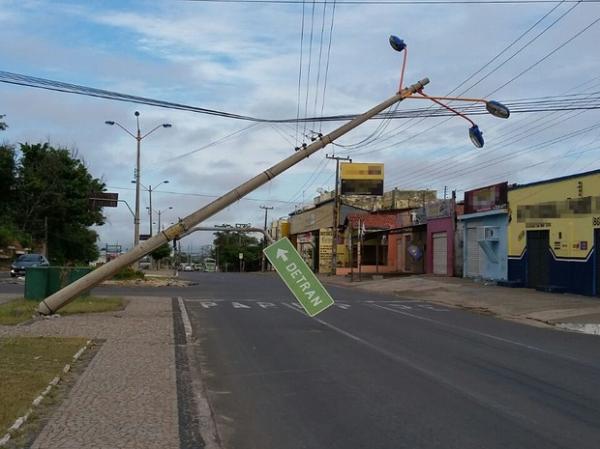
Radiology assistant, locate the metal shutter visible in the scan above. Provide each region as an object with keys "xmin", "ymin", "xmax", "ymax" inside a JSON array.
[
  {"xmin": 432, "ymin": 232, "xmax": 448, "ymax": 275},
  {"xmin": 466, "ymin": 227, "xmax": 482, "ymax": 277}
]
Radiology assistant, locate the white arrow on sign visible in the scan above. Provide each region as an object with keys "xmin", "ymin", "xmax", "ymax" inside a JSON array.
[{"xmin": 276, "ymin": 248, "xmax": 289, "ymax": 262}]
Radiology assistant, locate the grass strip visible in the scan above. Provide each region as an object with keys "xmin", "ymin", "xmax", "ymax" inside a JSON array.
[
  {"xmin": 0, "ymin": 297, "xmax": 124, "ymax": 325},
  {"xmin": 0, "ymin": 336, "xmax": 88, "ymax": 434}
]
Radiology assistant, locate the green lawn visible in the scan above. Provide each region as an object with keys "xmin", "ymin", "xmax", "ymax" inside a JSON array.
[
  {"xmin": 0, "ymin": 297, "xmax": 125, "ymax": 325},
  {"xmin": 0, "ymin": 336, "xmax": 88, "ymax": 434}
]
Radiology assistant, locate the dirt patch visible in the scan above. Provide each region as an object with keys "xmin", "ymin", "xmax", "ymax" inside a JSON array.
[{"xmin": 102, "ymin": 277, "xmax": 195, "ymax": 288}]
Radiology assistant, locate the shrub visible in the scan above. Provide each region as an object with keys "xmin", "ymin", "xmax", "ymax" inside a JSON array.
[{"xmin": 112, "ymin": 267, "xmax": 145, "ymax": 280}]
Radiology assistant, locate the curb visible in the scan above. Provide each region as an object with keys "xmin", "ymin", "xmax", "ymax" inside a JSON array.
[{"xmin": 0, "ymin": 339, "xmax": 93, "ymax": 447}]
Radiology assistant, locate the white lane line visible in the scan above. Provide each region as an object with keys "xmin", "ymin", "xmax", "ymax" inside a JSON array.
[
  {"xmin": 371, "ymin": 303, "xmax": 597, "ymax": 368},
  {"xmin": 280, "ymin": 302, "xmax": 539, "ymax": 428},
  {"xmin": 178, "ymin": 297, "xmax": 193, "ymax": 341}
]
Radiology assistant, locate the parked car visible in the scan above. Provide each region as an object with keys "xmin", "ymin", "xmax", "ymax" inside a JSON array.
[
  {"xmin": 10, "ymin": 253, "xmax": 49, "ymax": 277},
  {"xmin": 183, "ymin": 265, "xmax": 193, "ymax": 272}
]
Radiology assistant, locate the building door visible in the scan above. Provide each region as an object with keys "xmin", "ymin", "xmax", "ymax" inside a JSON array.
[
  {"xmin": 595, "ymin": 229, "xmax": 600, "ymax": 296},
  {"xmin": 527, "ymin": 230, "xmax": 550, "ymax": 288},
  {"xmin": 466, "ymin": 227, "xmax": 482, "ymax": 277},
  {"xmin": 432, "ymin": 232, "xmax": 448, "ymax": 275},
  {"xmin": 404, "ymin": 235, "xmax": 413, "ymax": 272},
  {"xmin": 396, "ymin": 237, "xmax": 405, "ymax": 272}
]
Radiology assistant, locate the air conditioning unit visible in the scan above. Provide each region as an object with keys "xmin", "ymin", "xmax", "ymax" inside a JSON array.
[{"xmin": 482, "ymin": 226, "xmax": 500, "ymax": 242}]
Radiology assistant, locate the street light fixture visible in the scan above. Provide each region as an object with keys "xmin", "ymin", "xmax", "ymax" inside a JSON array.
[
  {"xmin": 142, "ymin": 180, "xmax": 170, "ymax": 236},
  {"xmin": 105, "ymin": 112, "xmax": 172, "ymax": 250},
  {"xmin": 149, "ymin": 206, "xmax": 173, "ymax": 232},
  {"xmin": 388, "ymin": 35, "xmax": 510, "ymax": 148}
]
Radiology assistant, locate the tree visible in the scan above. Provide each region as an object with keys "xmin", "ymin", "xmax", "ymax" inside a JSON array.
[
  {"xmin": 0, "ymin": 144, "xmax": 16, "ymax": 219},
  {"xmin": 0, "ymin": 114, "xmax": 6, "ymax": 131},
  {"xmin": 151, "ymin": 243, "xmax": 171, "ymax": 268},
  {"xmin": 211, "ymin": 231, "xmax": 262, "ymax": 271},
  {"xmin": 13, "ymin": 143, "xmax": 106, "ymax": 264}
]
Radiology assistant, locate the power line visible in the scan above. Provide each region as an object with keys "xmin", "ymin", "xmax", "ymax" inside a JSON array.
[
  {"xmin": 183, "ymin": 0, "xmax": 600, "ymax": 4},
  {"xmin": 2, "ymin": 71, "xmax": 599, "ymax": 125},
  {"xmin": 319, "ymin": 0, "xmax": 337, "ymax": 133},
  {"xmin": 488, "ymin": 14, "xmax": 600, "ymax": 96},
  {"xmin": 336, "ymin": 1, "xmax": 580, "ymax": 156},
  {"xmin": 295, "ymin": 0, "xmax": 307, "ymax": 145},
  {"xmin": 106, "ymin": 185, "xmax": 297, "ymax": 205},
  {"xmin": 302, "ymin": 0, "xmax": 317, "ymax": 140}
]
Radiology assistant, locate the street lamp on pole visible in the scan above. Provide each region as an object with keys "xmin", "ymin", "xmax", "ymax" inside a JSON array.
[
  {"xmin": 152, "ymin": 206, "xmax": 173, "ymax": 232},
  {"xmin": 388, "ymin": 35, "xmax": 509, "ymax": 148},
  {"xmin": 105, "ymin": 112, "xmax": 172, "ymax": 250},
  {"xmin": 139, "ymin": 180, "xmax": 170, "ymax": 236}
]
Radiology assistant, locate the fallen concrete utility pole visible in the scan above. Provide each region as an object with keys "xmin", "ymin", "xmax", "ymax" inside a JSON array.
[{"xmin": 37, "ymin": 77, "xmax": 429, "ymax": 315}]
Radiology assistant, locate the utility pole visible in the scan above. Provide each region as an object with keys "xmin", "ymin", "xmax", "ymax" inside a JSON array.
[
  {"xmin": 326, "ymin": 154, "xmax": 352, "ymax": 275},
  {"xmin": 260, "ymin": 205, "xmax": 274, "ymax": 272},
  {"xmin": 42, "ymin": 216, "xmax": 48, "ymax": 259},
  {"xmin": 39, "ymin": 77, "xmax": 430, "ymax": 315},
  {"xmin": 104, "ymin": 112, "xmax": 172, "ymax": 260},
  {"xmin": 148, "ymin": 184, "xmax": 153, "ymax": 236}
]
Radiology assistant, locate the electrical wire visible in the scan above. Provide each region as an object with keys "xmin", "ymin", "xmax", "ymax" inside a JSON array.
[
  {"xmin": 319, "ymin": 0, "xmax": 337, "ymax": 133},
  {"xmin": 182, "ymin": 0, "xmax": 600, "ymax": 4},
  {"xmin": 295, "ymin": 0, "xmax": 307, "ymax": 145}
]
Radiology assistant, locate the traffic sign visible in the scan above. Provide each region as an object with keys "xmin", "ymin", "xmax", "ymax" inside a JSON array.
[{"xmin": 263, "ymin": 238, "xmax": 334, "ymax": 317}]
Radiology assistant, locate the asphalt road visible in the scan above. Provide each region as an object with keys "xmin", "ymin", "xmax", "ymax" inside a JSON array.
[{"xmin": 179, "ymin": 272, "xmax": 600, "ymax": 449}]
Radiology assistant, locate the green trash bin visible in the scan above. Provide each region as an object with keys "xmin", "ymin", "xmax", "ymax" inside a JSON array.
[
  {"xmin": 25, "ymin": 267, "xmax": 49, "ymax": 300},
  {"xmin": 46, "ymin": 267, "xmax": 93, "ymax": 297},
  {"xmin": 68, "ymin": 267, "xmax": 93, "ymax": 297}
]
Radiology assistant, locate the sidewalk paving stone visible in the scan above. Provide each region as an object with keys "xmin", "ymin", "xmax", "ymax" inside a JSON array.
[{"xmin": 0, "ymin": 297, "xmax": 178, "ymax": 449}]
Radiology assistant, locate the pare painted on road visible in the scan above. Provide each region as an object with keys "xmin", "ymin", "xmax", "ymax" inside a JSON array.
[{"xmin": 196, "ymin": 301, "xmax": 351, "ymax": 310}]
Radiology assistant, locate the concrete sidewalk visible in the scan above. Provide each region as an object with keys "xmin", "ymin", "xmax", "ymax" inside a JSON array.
[
  {"xmin": 0, "ymin": 297, "xmax": 179, "ymax": 449},
  {"xmin": 320, "ymin": 274, "xmax": 600, "ymax": 334}
]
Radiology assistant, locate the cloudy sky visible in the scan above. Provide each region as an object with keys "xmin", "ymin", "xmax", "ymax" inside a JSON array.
[{"xmin": 1, "ymin": 0, "xmax": 599, "ymax": 252}]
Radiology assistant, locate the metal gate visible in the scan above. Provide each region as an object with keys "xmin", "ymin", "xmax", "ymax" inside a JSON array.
[
  {"xmin": 526, "ymin": 230, "xmax": 550, "ymax": 288},
  {"xmin": 432, "ymin": 232, "xmax": 447, "ymax": 275},
  {"xmin": 466, "ymin": 227, "xmax": 482, "ymax": 277}
]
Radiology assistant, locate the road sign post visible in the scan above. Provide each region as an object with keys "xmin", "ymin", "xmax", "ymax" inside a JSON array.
[{"xmin": 264, "ymin": 238, "xmax": 334, "ymax": 317}]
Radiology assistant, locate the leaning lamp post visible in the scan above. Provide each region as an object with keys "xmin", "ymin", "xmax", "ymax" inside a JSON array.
[
  {"xmin": 38, "ymin": 35, "xmax": 509, "ymax": 315},
  {"xmin": 389, "ymin": 35, "xmax": 509, "ymax": 148}
]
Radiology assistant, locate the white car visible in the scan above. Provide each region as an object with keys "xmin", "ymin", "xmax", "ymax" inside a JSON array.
[{"xmin": 183, "ymin": 265, "xmax": 193, "ymax": 272}]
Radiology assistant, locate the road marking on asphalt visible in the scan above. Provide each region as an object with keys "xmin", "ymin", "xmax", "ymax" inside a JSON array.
[
  {"xmin": 178, "ymin": 297, "xmax": 193, "ymax": 341},
  {"xmin": 281, "ymin": 302, "xmax": 542, "ymax": 428},
  {"xmin": 257, "ymin": 302, "xmax": 276, "ymax": 308},
  {"xmin": 200, "ymin": 301, "xmax": 218, "ymax": 308},
  {"xmin": 370, "ymin": 303, "xmax": 597, "ymax": 367},
  {"xmin": 232, "ymin": 302, "xmax": 251, "ymax": 309},
  {"xmin": 190, "ymin": 300, "xmax": 352, "ymax": 311}
]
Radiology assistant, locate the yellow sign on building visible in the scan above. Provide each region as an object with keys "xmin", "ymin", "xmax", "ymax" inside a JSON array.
[
  {"xmin": 340, "ymin": 163, "xmax": 384, "ymax": 196},
  {"xmin": 340, "ymin": 163, "xmax": 384, "ymax": 180}
]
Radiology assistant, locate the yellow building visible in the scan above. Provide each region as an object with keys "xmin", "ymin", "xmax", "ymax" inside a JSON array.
[{"xmin": 508, "ymin": 169, "xmax": 600, "ymax": 296}]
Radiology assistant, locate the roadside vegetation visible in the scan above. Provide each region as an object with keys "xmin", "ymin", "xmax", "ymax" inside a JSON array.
[
  {"xmin": 0, "ymin": 297, "xmax": 125, "ymax": 325},
  {"xmin": 0, "ymin": 336, "xmax": 88, "ymax": 434},
  {"xmin": 112, "ymin": 267, "xmax": 145, "ymax": 281},
  {"xmin": 1, "ymin": 116, "xmax": 106, "ymax": 265}
]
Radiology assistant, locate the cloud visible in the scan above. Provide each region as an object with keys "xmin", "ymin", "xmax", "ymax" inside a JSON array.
[{"xmin": 1, "ymin": 0, "xmax": 599, "ymax": 252}]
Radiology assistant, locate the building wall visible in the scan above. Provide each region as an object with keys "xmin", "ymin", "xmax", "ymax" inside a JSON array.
[
  {"xmin": 426, "ymin": 217, "xmax": 454, "ymax": 276},
  {"xmin": 460, "ymin": 210, "xmax": 508, "ymax": 281},
  {"xmin": 508, "ymin": 170, "xmax": 600, "ymax": 296}
]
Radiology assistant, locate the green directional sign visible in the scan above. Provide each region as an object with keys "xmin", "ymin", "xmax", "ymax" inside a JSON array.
[{"xmin": 264, "ymin": 238, "xmax": 334, "ymax": 317}]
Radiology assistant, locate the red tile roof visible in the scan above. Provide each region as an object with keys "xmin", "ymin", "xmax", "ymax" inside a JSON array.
[{"xmin": 345, "ymin": 213, "xmax": 397, "ymax": 230}]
